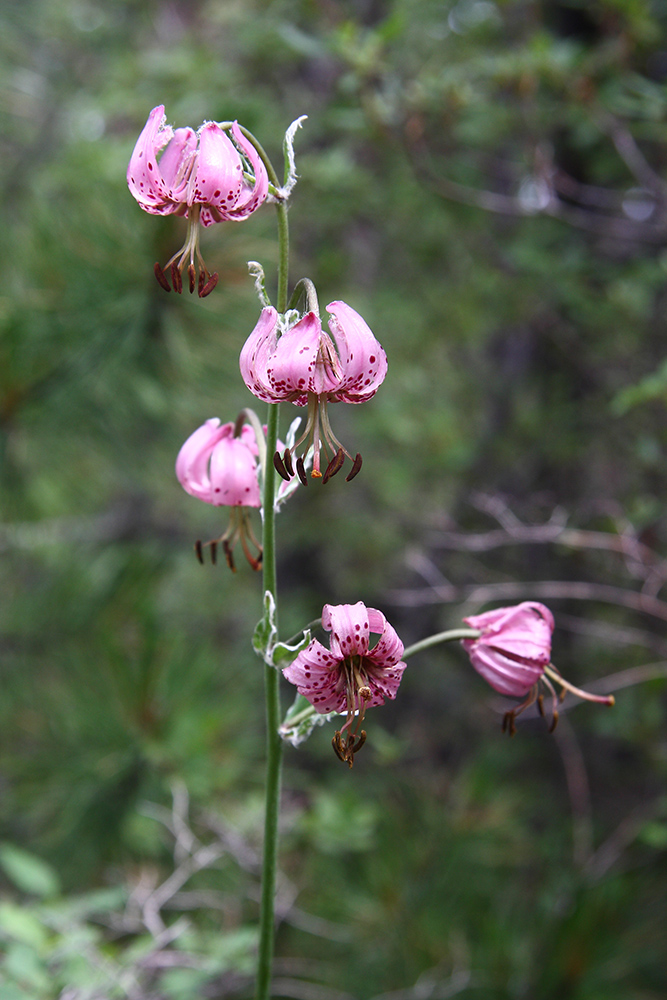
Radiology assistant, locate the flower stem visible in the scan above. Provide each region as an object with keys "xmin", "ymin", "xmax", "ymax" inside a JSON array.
[
  {"xmin": 255, "ymin": 199, "xmax": 290, "ymax": 1000},
  {"xmin": 402, "ymin": 627, "xmax": 481, "ymax": 660}
]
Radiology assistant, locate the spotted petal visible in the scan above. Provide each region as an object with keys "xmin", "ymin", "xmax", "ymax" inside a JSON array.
[
  {"xmin": 283, "ymin": 639, "xmax": 345, "ymax": 714},
  {"xmin": 127, "ymin": 105, "xmax": 177, "ymax": 214},
  {"xmin": 175, "ymin": 419, "xmax": 260, "ymax": 507},
  {"xmin": 239, "ymin": 307, "xmax": 281, "ymax": 402},
  {"xmin": 326, "ymin": 301, "xmax": 388, "ymax": 402},
  {"xmin": 159, "ymin": 126, "xmax": 198, "ymax": 203},
  {"xmin": 366, "ymin": 608, "xmax": 405, "ymax": 670},
  {"xmin": 323, "ymin": 602, "xmax": 371, "ymax": 660},
  {"xmin": 268, "ymin": 313, "xmax": 342, "ymax": 402},
  {"xmin": 189, "ymin": 122, "xmax": 245, "ymax": 217},
  {"xmin": 209, "ymin": 435, "xmax": 261, "ymax": 507},
  {"xmin": 223, "ymin": 122, "xmax": 269, "ymax": 219}
]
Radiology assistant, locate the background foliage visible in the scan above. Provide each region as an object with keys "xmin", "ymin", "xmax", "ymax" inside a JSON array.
[{"xmin": 1, "ymin": 0, "xmax": 666, "ymax": 997}]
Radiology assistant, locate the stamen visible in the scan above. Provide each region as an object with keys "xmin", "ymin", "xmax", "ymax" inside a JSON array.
[
  {"xmin": 345, "ymin": 453, "xmax": 363, "ymax": 482},
  {"xmin": 188, "ymin": 263, "xmax": 196, "ymax": 294},
  {"xmin": 199, "ymin": 272, "xmax": 219, "ymax": 298},
  {"xmin": 296, "ymin": 456, "xmax": 308, "ymax": 486},
  {"xmin": 194, "ymin": 539, "xmax": 204, "ymax": 564},
  {"xmin": 273, "ymin": 450, "xmax": 291, "ymax": 482},
  {"xmin": 222, "ymin": 537, "xmax": 236, "ymax": 572},
  {"xmin": 332, "ymin": 731, "xmax": 347, "ymax": 764},
  {"xmin": 311, "ymin": 400, "xmax": 323, "ymax": 477},
  {"xmin": 282, "ymin": 448, "xmax": 294, "ymax": 478},
  {"xmin": 154, "ymin": 262, "xmax": 171, "ymax": 292},
  {"xmin": 541, "ymin": 674, "xmax": 560, "ymax": 731},
  {"xmin": 209, "ymin": 540, "xmax": 218, "ymax": 565},
  {"xmin": 353, "ymin": 730, "xmax": 367, "ymax": 753},
  {"xmin": 322, "ymin": 448, "xmax": 345, "ymax": 484},
  {"xmin": 502, "ymin": 684, "xmax": 538, "ymax": 736},
  {"xmin": 331, "ymin": 728, "xmax": 368, "ymax": 768},
  {"xmin": 171, "ymin": 262, "xmax": 183, "ymax": 294}
]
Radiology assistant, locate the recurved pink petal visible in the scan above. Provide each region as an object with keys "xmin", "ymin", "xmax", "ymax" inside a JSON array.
[
  {"xmin": 222, "ymin": 122, "xmax": 269, "ymax": 219},
  {"xmin": 366, "ymin": 612, "xmax": 405, "ymax": 670},
  {"xmin": 325, "ymin": 301, "xmax": 387, "ymax": 403},
  {"xmin": 127, "ymin": 105, "xmax": 175, "ymax": 213},
  {"xmin": 209, "ymin": 435, "xmax": 261, "ymax": 507},
  {"xmin": 283, "ymin": 639, "xmax": 345, "ymax": 714},
  {"xmin": 239, "ymin": 307, "xmax": 281, "ymax": 402},
  {"xmin": 322, "ymin": 602, "xmax": 371, "ymax": 660},
  {"xmin": 175, "ymin": 419, "xmax": 232, "ymax": 502},
  {"xmin": 189, "ymin": 121, "xmax": 245, "ymax": 213},
  {"xmin": 159, "ymin": 126, "xmax": 198, "ymax": 202},
  {"xmin": 366, "ymin": 660, "xmax": 407, "ymax": 704},
  {"xmin": 464, "ymin": 602, "xmax": 554, "ymax": 665},
  {"xmin": 462, "ymin": 642, "xmax": 544, "ymax": 697},
  {"xmin": 267, "ymin": 313, "xmax": 341, "ymax": 401}
]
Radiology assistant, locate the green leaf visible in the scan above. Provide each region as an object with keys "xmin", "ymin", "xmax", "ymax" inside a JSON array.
[
  {"xmin": 279, "ymin": 692, "xmax": 335, "ymax": 747},
  {"xmin": 251, "ymin": 590, "xmax": 277, "ymax": 661},
  {"xmin": 0, "ymin": 903, "xmax": 48, "ymax": 949},
  {"xmin": 252, "ymin": 591, "xmax": 311, "ymax": 668},
  {"xmin": 0, "ymin": 845, "xmax": 60, "ymax": 899}
]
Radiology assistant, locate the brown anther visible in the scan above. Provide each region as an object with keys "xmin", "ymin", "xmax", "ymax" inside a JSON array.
[
  {"xmin": 353, "ymin": 730, "xmax": 367, "ymax": 753},
  {"xmin": 171, "ymin": 262, "xmax": 183, "ymax": 294},
  {"xmin": 502, "ymin": 711, "xmax": 517, "ymax": 737},
  {"xmin": 154, "ymin": 262, "xmax": 172, "ymax": 292},
  {"xmin": 296, "ymin": 456, "xmax": 308, "ymax": 486},
  {"xmin": 537, "ymin": 694, "xmax": 545, "ymax": 717},
  {"xmin": 282, "ymin": 448, "xmax": 294, "ymax": 478},
  {"xmin": 332, "ymin": 731, "xmax": 347, "ymax": 764},
  {"xmin": 194, "ymin": 539, "xmax": 204, "ymax": 564},
  {"xmin": 273, "ymin": 450, "xmax": 291, "ymax": 482},
  {"xmin": 549, "ymin": 709, "xmax": 559, "ymax": 734},
  {"xmin": 345, "ymin": 452, "xmax": 363, "ymax": 482},
  {"xmin": 198, "ymin": 268, "xmax": 205, "ymax": 296},
  {"xmin": 199, "ymin": 272, "xmax": 219, "ymax": 298},
  {"xmin": 188, "ymin": 263, "xmax": 196, "ymax": 294},
  {"xmin": 209, "ymin": 540, "xmax": 218, "ymax": 565},
  {"xmin": 222, "ymin": 538, "xmax": 236, "ymax": 572},
  {"xmin": 322, "ymin": 447, "xmax": 345, "ymax": 484}
]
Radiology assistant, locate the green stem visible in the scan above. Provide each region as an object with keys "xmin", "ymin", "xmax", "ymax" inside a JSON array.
[
  {"xmin": 402, "ymin": 627, "xmax": 481, "ymax": 660},
  {"xmin": 255, "ymin": 200, "xmax": 290, "ymax": 1000}
]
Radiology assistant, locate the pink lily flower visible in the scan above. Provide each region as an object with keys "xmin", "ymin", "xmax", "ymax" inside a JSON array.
[
  {"xmin": 127, "ymin": 105, "xmax": 268, "ymax": 296},
  {"xmin": 176, "ymin": 418, "xmax": 262, "ymax": 570},
  {"xmin": 461, "ymin": 602, "xmax": 614, "ymax": 734},
  {"xmin": 240, "ymin": 302, "xmax": 387, "ymax": 483},
  {"xmin": 283, "ymin": 602, "xmax": 406, "ymax": 766}
]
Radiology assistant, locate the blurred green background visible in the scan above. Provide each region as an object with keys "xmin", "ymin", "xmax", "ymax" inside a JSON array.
[{"xmin": 1, "ymin": 0, "xmax": 667, "ymax": 996}]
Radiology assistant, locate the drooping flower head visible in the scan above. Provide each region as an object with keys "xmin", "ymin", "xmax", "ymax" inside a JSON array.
[
  {"xmin": 127, "ymin": 106, "xmax": 268, "ymax": 296},
  {"xmin": 240, "ymin": 302, "xmax": 387, "ymax": 484},
  {"xmin": 176, "ymin": 417, "xmax": 263, "ymax": 570},
  {"xmin": 461, "ymin": 602, "xmax": 614, "ymax": 734},
  {"xmin": 283, "ymin": 602, "xmax": 406, "ymax": 766}
]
